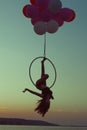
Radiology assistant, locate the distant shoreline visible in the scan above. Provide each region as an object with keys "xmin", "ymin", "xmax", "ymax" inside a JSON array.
[
  {"xmin": 0, "ymin": 118, "xmax": 58, "ymax": 126},
  {"xmin": 0, "ymin": 118, "xmax": 87, "ymax": 127},
  {"xmin": 61, "ymin": 125, "xmax": 87, "ymax": 127}
]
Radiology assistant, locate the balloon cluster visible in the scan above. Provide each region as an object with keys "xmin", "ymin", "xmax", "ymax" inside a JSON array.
[{"xmin": 23, "ymin": 0, "xmax": 76, "ymax": 35}]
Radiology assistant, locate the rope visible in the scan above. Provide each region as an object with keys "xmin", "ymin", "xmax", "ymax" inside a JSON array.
[{"xmin": 43, "ymin": 33, "xmax": 46, "ymax": 58}]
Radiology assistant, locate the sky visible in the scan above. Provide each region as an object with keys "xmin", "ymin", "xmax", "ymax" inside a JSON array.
[{"xmin": 0, "ymin": 0, "xmax": 87, "ymax": 126}]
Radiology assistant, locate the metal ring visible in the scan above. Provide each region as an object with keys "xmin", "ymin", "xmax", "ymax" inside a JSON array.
[{"xmin": 29, "ymin": 56, "xmax": 57, "ymax": 88}]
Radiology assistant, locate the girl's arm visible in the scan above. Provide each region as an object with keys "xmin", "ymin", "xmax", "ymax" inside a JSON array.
[
  {"xmin": 23, "ymin": 88, "xmax": 43, "ymax": 98},
  {"xmin": 41, "ymin": 58, "xmax": 45, "ymax": 78}
]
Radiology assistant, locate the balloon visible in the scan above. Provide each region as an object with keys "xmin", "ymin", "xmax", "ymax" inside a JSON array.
[
  {"xmin": 36, "ymin": 0, "xmax": 50, "ymax": 9},
  {"xmin": 40, "ymin": 10, "xmax": 53, "ymax": 22},
  {"xmin": 60, "ymin": 8, "xmax": 76, "ymax": 22},
  {"xmin": 25, "ymin": 5, "xmax": 39, "ymax": 18},
  {"xmin": 48, "ymin": 0, "xmax": 62, "ymax": 14},
  {"xmin": 30, "ymin": 0, "xmax": 36, "ymax": 5},
  {"xmin": 23, "ymin": 0, "xmax": 76, "ymax": 34},
  {"xmin": 47, "ymin": 20, "xmax": 59, "ymax": 33},
  {"xmin": 54, "ymin": 12, "xmax": 64, "ymax": 26},
  {"xmin": 31, "ymin": 17, "xmax": 41, "ymax": 25},
  {"xmin": 34, "ymin": 21, "xmax": 46, "ymax": 35},
  {"xmin": 66, "ymin": 10, "xmax": 76, "ymax": 22},
  {"xmin": 23, "ymin": 5, "xmax": 30, "ymax": 18}
]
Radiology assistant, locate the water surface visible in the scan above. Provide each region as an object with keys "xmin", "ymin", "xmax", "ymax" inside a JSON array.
[{"xmin": 0, "ymin": 125, "xmax": 87, "ymax": 130}]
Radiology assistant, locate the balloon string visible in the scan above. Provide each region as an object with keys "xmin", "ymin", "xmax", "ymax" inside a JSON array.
[{"xmin": 44, "ymin": 33, "xmax": 46, "ymax": 58}]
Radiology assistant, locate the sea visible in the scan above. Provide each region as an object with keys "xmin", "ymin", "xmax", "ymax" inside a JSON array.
[{"xmin": 0, "ymin": 125, "xmax": 87, "ymax": 130}]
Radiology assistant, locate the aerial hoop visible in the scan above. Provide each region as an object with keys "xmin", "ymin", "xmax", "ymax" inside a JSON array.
[{"xmin": 29, "ymin": 56, "xmax": 57, "ymax": 88}]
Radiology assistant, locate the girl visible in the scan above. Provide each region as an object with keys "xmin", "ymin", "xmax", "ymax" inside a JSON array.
[{"xmin": 23, "ymin": 57, "xmax": 54, "ymax": 116}]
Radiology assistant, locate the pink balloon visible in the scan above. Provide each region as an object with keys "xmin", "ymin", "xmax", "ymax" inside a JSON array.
[
  {"xmin": 30, "ymin": 0, "xmax": 36, "ymax": 5},
  {"xmin": 54, "ymin": 13, "xmax": 64, "ymax": 26},
  {"xmin": 23, "ymin": 5, "xmax": 31, "ymax": 18},
  {"xmin": 36, "ymin": 0, "xmax": 50, "ymax": 9},
  {"xmin": 31, "ymin": 17, "xmax": 41, "ymax": 25},
  {"xmin": 40, "ymin": 10, "xmax": 53, "ymax": 22},
  {"xmin": 59, "ymin": 8, "xmax": 76, "ymax": 22},
  {"xmin": 26, "ymin": 5, "xmax": 39, "ymax": 18},
  {"xmin": 48, "ymin": 0, "xmax": 62, "ymax": 14},
  {"xmin": 66, "ymin": 10, "xmax": 76, "ymax": 22},
  {"xmin": 34, "ymin": 21, "xmax": 46, "ymax": 35},
  {"xmin": 47, "ymin": 20, "xmax": 59, "ymax": 33}
]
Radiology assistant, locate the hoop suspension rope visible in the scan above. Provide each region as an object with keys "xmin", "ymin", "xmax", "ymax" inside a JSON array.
[
  {"xmin": 29, "ymin": 34, "xmax": 57, "ymax": 88},
  {"xmin": 43, "ymin": 33, "xmax": 46, "ymax": 58}
]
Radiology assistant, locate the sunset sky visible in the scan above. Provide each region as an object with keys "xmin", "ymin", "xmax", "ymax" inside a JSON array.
[{"xmin": 0, "ymin": 0, "xmax": 87, "ymax": 126}]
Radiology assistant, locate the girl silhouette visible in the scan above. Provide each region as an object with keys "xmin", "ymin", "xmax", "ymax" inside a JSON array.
[{"xmin": 23, "ymin": 57, "xmax": 54, "ymax": 116}]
